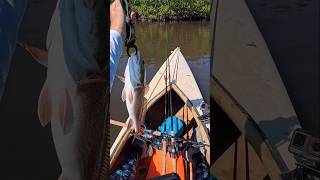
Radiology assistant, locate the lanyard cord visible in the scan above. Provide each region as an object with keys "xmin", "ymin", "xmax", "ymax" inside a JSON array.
[{"xmin": 121, "ymin": 0, "xmax": 138, "ymax": 56}]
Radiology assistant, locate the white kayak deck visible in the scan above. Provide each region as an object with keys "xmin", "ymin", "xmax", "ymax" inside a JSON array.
[
  {"xmin": 145, "ymin": 47, "xmax": 205, "ymax": 113},
  {"xmin": 212, "ymin": 0, "xmax": 300, "ymax": 173}
]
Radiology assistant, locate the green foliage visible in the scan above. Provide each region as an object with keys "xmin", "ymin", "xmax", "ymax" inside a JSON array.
[{"xmin": 131, "ymin": 0, "xmax": 211, "ymax": 21}]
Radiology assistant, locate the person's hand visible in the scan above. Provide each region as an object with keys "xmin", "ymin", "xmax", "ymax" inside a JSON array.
[{"xmin": 110, "ymin": 0, "xmax": 125, "ymax": 33}]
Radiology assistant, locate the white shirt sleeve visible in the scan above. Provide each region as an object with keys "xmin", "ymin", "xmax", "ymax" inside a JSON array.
[{"xmin": 110, "ymin": 30, "xmax": 123, "ymax": 89}]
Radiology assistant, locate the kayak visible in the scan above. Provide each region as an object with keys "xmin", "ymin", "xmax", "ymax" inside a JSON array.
[
  {"xmin": 110, "ymin": 47, "xmax": 210, "ymax": 179},
  {"xmin": 211, "ymin": 76, "xmax": 285, "ymax": 179}
]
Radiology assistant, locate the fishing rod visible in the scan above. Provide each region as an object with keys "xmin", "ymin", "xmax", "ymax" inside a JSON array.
[
  {"xmin": 162, "ymin": 31, "xmax": 169, "ymax": 175},
  {"xmin": 154, "ymin": 0, "xmax": 179, "ymax": 173},
  {"xmin": 166, "ymin": 23, "xmax": 177, "ymax": 174}
]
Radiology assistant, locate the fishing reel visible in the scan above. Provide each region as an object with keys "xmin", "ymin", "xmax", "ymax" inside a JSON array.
[
  {"xmin": 198, "ymin": 101, "xmax": 210, "ymax": 129},
  {"xmin": 130, "ymin": 125, "xmax": 162, "ymax": 150},
  {"xmin": 288, "ymin": 128, "xmax": 320, "ymax": 179},
  {"xmin": 131, "ymin": 126, "xmax": 209, "ymax": 154},
  {"xmin": 168, "ymin": 137, "xmax": 179, "ymax": 159}
]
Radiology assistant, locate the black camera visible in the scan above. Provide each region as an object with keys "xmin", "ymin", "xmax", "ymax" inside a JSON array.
[{"xmin": 288, "ymin": 128, "xmax": 320, "ymax": 178}]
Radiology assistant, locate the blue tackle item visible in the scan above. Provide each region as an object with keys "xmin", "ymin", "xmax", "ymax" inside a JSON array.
[
  {"xmin": 157, "ymin": 116, "xmax": 184, "ymax": 137},
  {"xmin": 0, "ymin": 0, "xmax": 27, "ymax": 101}
]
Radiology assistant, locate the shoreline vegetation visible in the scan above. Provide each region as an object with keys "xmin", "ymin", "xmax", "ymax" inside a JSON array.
[{"xmin": 131, "ymin": 0, "xmax": 211, "ymax": 22}]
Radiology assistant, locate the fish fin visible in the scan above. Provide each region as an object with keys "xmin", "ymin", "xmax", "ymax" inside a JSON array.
[
  {"xmin": 127, "ymin": 119, "xmax": 133, "ymax": 130},
  {"xmin": 128, "ymin": 90, "xmax": 133, "ymax": 103},
  {"xmin": 18, "ymin": 42, "xmax": 48, "ymax": 67},
  {"xmin": 38, "ymin": 81, "xmax": 51, "ymax": 127},
  {"xmin": 116, "ymin": 75, "xmax": 125, "ymax": 83},
  {"xmin": 58, "ymin": 90, "xmax": 73, "ymax": 134},
  {"xmin": 121, "ymin": 89, "xmax": 126, "ymax": 102},
  {"xmin": 129, "ymin": 118, "xmax": 138, "ymax": 133}
]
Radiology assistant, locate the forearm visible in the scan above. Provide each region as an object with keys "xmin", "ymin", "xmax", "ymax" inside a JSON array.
[
  {"xmin": 0, "ymin": 0, "xmax": 27, "ymax": 100},
  {"xmin": 109, "ymin": 30, "xmax": 123, "ymax": 89}
]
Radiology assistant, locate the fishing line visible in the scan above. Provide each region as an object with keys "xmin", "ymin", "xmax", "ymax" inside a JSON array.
[
  {"xmin": 164, "ymin": 2, "xmax": 177, "ymax": 172},
  {"xmin": 163, "ymin": 5, "xmax": 174, "ymax": 132},
  {"xmin": 164, "ymin": 29, "xmax": 168, "ymax": 136}
]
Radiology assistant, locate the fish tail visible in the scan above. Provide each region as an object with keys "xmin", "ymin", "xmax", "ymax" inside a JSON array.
[{"xmin": 38, "ymin": 80, "xmax": 51, "ymax": 127}]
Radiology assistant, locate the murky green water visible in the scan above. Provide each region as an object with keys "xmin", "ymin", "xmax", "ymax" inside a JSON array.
[
  {"xmin": 135, "ymin": 21, "xmax": 211, "ymax": 64},
  {"xmin": 110, "ymin": 21, "xmax": 211, "ymax": 143}
]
